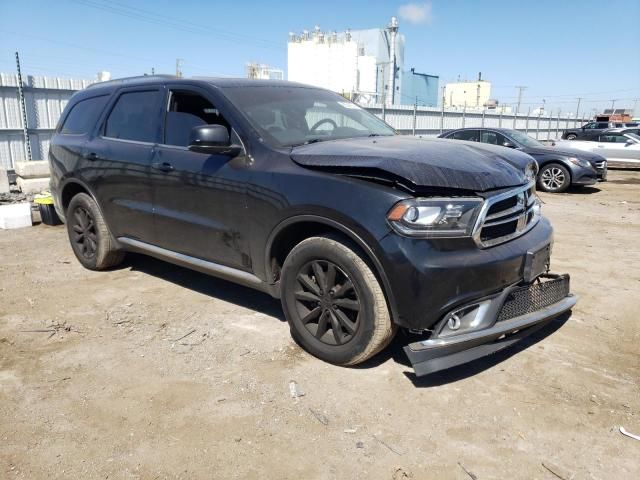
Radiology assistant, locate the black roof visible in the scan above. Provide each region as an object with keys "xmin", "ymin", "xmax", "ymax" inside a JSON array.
[{"xmin": 85, "ymin": 75, "xmax": 311, "ymax": 91}]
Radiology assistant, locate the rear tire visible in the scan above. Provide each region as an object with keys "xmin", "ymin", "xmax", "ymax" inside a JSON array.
[
  {"xmin": 66, "ymin": 193, "xmax": 125, "ymax": 270},
  {"xmin": 537, "ymin": 163, "xmax": 571, "ymax": 193},
  {"xmin": 280, "ymin": 235, "xmax": 396, "ymax": 366},
  {"xmin": 565, "ymin": 133, "xmax": 577, "ymax": 140}
]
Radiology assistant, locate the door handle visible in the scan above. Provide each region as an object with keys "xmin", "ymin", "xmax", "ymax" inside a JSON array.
[
  {"xmin": 84, "ymin": 152, "xmax": 102, "ymax": 161},
  {"xmin": 152, "ymin": 162, "xmax": 175, "ymax": 172}
]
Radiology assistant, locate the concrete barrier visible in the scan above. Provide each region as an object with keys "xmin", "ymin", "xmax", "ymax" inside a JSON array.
[
  {"xmin": 17, "ymin": 177, "xmax": 50, "ymax": 194},
  {"xmin": 14, "ymin": 161, "xmax": 51, "ymax": 179},
  {"xmin": 0, "ymin": 169, "xmax": 9, "ymax": 194}
]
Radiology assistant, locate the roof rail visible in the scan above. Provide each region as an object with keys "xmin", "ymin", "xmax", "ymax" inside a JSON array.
[{"xmin": 86, "ymin": 74, "xmax": 177, "ymax": 89}]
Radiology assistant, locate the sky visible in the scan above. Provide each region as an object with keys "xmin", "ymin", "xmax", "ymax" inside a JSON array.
[{"xmin": 1, "ymin": 0, "xmax": 639, "ymax": 115}]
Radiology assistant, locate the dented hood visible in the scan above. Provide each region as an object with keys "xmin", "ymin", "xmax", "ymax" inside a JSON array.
[{"xmin": 290, "ymin": 136, "xmax": 531, "ymax": 192}]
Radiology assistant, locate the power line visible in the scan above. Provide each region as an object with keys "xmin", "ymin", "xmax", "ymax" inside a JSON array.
[{"xmin": 70, "ymin": 0, "xmax": 283, "ymax": 51}]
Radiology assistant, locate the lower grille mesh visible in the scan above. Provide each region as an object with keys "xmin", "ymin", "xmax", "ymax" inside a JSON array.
[{"xmin": 497, "ymin": 275, "xmax": 570, "ymax": 322}]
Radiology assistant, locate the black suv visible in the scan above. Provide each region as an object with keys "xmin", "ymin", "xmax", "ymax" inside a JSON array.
[
  {"xmin": 439, "ymin": 128, "xmax": 606, "ymax": 192},
  {"xmin": 562, "ymin": 121, "xmax": 639, "ymax": 140},
  {"xmin": 49, "ymin": 76, "xmax": 576, "ymax": 377}
]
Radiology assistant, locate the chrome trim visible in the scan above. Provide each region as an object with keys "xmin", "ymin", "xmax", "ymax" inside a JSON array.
[
  {"xmin": 117, "ymin": 237, "xmax": 267, "ymax": 291},
  {"xmin": 408, "ymin": 294, "xmax": 577, "ymax": 352},
  {"xmin": 471, "ymin": 181, "xmax": 539, "ymax": 248}
]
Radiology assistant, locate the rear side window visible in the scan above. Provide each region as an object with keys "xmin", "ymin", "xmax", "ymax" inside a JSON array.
[
  {"xmin": 480, "ymin": 131, "xmax": 509, "ymax": 146},
  {"xmin": 59, "ymin": 95, "xmax": 109, "ymax": 134},
  {"xmin": 451, "ymin": 130, "xmax": 479, "ymax": 142},
  {"xmin": 104, "ymin": 90, "xmax": 160, "ymax": 143}
]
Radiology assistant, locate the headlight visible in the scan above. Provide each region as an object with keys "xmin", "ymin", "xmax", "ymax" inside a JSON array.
[
  {"xmin": 387, "ymin": 197, "xmax": 483, "ymax": 237},
  {"xmin": 525, "ymin": 162, "xmax": 538, "ymax": 183},
  {"xmin": 568, "ymin": 156, "xmax": 592, "ymax": 169}
]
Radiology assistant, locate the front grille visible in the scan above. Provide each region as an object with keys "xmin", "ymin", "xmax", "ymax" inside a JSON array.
[
  {"xmin": 497, "ymin": 275, "xmax": 570, "ymax": 322},
  {"xmin": 476, "ymin": 183, "xmax": 539, "ymax": 248},
  {"xmin": 595, "ymin": 160, "xmax": 606, "ymax": 170}
]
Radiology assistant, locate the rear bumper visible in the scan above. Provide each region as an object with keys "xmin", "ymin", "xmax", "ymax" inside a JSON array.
[{"xmin": 403, "ymin": 274, "xmax": 576, "ymax": 376}]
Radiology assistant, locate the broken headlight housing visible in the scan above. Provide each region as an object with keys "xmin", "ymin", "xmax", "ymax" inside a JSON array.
[{"xmin": 387, "ymin": 197, "xmax": 483, "ymax": 238}]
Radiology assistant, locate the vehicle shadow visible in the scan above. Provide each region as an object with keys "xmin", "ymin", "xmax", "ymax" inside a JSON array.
[
  {"xmin": 566, "ymin": 185, "xmax": 601, "ymax": 194},
  {"xmin": 122, "ymin": 253, "xmax": 285, "ymax": 321},
  {"xmin": 355, "ymin": 311, "xmax": 572, "ymax": 387}
]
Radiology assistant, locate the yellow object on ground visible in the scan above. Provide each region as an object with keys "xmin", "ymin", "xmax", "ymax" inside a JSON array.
[{"xmin": 33, "ymin": 192, "xmax": 54, "ymax": 205}]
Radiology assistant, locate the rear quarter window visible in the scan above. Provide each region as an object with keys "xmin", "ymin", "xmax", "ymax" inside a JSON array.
[{"xmin": 59, "ymin": 95, "xmax": 109, "ymax": 135}]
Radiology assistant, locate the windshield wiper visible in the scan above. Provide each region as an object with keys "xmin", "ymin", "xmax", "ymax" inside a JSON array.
[{"xmin": 289, "ymin": 138, "xmax": 325, "ymax": 147}]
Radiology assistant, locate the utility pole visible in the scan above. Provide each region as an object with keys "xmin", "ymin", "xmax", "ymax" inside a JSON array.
[
  {"xmin": 440, "ymin": 86, "xmax": 446, "ymax": 133},
  {"xmin": 515, "ymin": 86, "xmax": 527, "ymax": 114},
  {"xmin": 575, "ymin": 97, "xmax": 582, "ymax": 119},
  {"xmin": 151, "ymin": 67, "xmax": 155, "ymax": 75},
  {"xmin": 175, "ymin": 58, "xmax": 183, "ymax": 78},
  {"xmin": 610, "ymin": 99, "xmax": 617, "ymax": 111},
  {"xmin": 15, "ymin": 51, "xmax": 32, "ymax": 162},
  {"xmin": 386, "ymin": 16, "xmax": 399, "ymax": 107}
]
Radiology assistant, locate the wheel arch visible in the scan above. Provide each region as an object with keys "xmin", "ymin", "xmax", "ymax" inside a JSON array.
[
  {"xmin": 59, "ymin": 178, "xmax": 113, "ymax": 229},
  {"xmin": 265, "ymin": 215, "xmax": 400, "ymax": 324},
  {"xmin": 538, "ymin": 160, "xmax": 573, "ymax": 190}
]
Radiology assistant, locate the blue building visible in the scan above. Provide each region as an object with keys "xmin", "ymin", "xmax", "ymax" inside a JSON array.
[{"xmin": 399, "ymin": 68, "xmax": 439, "ymax": 107}]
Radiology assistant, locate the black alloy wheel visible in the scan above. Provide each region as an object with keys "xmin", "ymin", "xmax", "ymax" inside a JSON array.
[
  {"xmin": 71, "ymin": 205, "xmax": 98, "ymax": 259},
  {"xmin": 293, "ymin": 260, "xmax": 360, "ymax": 346},
  {"xmin": 66, "ymin": 192, "xmax": 125, "ymax": 270}
]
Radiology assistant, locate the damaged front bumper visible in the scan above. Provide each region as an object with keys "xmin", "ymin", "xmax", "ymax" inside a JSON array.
[{"xmin": 404, "ymin": 274, "xmax": 576, "ymax": 377}]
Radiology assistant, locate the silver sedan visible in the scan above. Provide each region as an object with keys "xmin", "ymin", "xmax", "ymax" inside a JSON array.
[{"xmin": 557, "ymin": 132, "xmax": 640, "ymax": 166}]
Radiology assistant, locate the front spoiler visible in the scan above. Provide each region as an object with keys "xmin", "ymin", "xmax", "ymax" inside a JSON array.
[{"xmin": 403, "ymin": 286, "xmax": 577, "ymax": 377}]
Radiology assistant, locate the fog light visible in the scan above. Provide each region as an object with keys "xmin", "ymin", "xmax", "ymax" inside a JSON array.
[{"xmin": 439, "ymin": 299, "xmax": 493, "ymax": 338}]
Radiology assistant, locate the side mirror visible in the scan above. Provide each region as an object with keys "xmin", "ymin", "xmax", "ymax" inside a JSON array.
[
  {"xmin": 502, "ymin": 141, "xmax": 516, "ymax": 148},
  {"xmin": 188, "ymin": 124, "xmax": 242, "ymax": 156}
]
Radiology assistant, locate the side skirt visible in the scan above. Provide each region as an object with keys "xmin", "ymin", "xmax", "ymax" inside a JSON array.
[{"xmin": 117, "ymin": 237, "xmax": 278, "ymax": 297}]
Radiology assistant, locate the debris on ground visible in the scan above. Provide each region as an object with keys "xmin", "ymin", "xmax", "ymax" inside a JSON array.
[
  {"xmin": 309, "ymin": 408, "xmax": 328, "ymax": 425},
  {"xmin": 392, "ymin": 467, "xmax": 414, "ymax": 479},
  {"xmin": 356, "ymin": 441, "xmax": 364, "ymax": 449},
  {"xmin": 457, "ymin": 462, "xmax": 478, "ymax": 480},
  {"xmin": 289, "ymin": 381, "xmax": 305, "ymax": 399},
  {"xmin": 619, "ymin": 426, "xmax": 640, "ymax": 441},
  {"xmin": 372, "ymin": 434, "xmax": 403, "ymax": 455},
  {"xmin": 542, "ymin": 461, "xmax": 574, "ymax": 480}
]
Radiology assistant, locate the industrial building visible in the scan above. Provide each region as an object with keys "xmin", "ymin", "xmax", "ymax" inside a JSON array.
[
  {"xmin": 246, "ymin": 63, "xmax": 284, "ymax": 81},
  {"xmin": 444, "ymin": 75, "xmax": 492, "ymax": 109},
  {"xmin": 287, "ymin": 18, "xmax": 438, "ymax": 107}
]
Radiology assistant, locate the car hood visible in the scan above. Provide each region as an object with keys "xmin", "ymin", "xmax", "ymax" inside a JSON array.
[
  {"xmin": 290, "ymin": 136, "xmax": 531, "ymax": 192},
  {"xmin": 524, "ymin": 146, "xmax": 605, "ymax": 163}
]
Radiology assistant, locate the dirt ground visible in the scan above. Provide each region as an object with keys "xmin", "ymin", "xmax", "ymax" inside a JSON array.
[{"xmin": 1, "ymin": 170, "xmax": 639, "ymax": 479}]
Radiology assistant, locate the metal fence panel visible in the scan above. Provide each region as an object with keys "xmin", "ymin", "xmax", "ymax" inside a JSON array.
[{"xmin": 0, "ymin": 72, "xmax": 589, "ymax": 169}]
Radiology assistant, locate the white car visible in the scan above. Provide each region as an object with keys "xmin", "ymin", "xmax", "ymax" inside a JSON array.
[{"xmin": 556, "ymin": 131, "xmax": 640, "ymax": 166}]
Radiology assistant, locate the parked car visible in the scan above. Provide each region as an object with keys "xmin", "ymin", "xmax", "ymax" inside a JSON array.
[
  {"xmin": 438, "ymin": 128, "xmax": 606, "ymax": 193},
  {"xmin": 562, "ymin": 121, "xmax": 615, "ymax": 140},
  {"xmin": 556, "ymin": 130, "xmax": 640, "ymax": 166},
  {"xmin": 563, "ymin": 121, "xmax": 639, "ymax": 140},
  {"xmin": 49, "ymin": 76, "xmax": 576, "ymax": 377}
]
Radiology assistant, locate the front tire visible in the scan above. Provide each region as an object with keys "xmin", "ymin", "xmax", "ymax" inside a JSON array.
[
  {"xmin": 538, "ymin": 163, "xmax": 571, "ymax": 193},
  {"xmin": 66, "ymin": 193, "xmax": 125, "ymax": 270},
  {"xmin": 280, "ymin": 235, "xmax": 396, "ymax": 366}
]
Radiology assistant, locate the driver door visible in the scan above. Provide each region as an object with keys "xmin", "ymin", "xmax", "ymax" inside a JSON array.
[
  {"xmin": 598, "ymin": 134, "xmax": 640, "ymax": 162},
  {"xmin": 150, "ymin": 85, "xmax": 252, "ymax": 270}
]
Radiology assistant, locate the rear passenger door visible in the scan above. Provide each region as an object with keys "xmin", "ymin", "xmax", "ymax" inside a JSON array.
[
  {"xmin": 87, "ymin": 87, "xmax": 163, "ymax": 242},
  {"xmin": 150, "ymin": 85, "xmax": 252, "ymax": 270}
]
